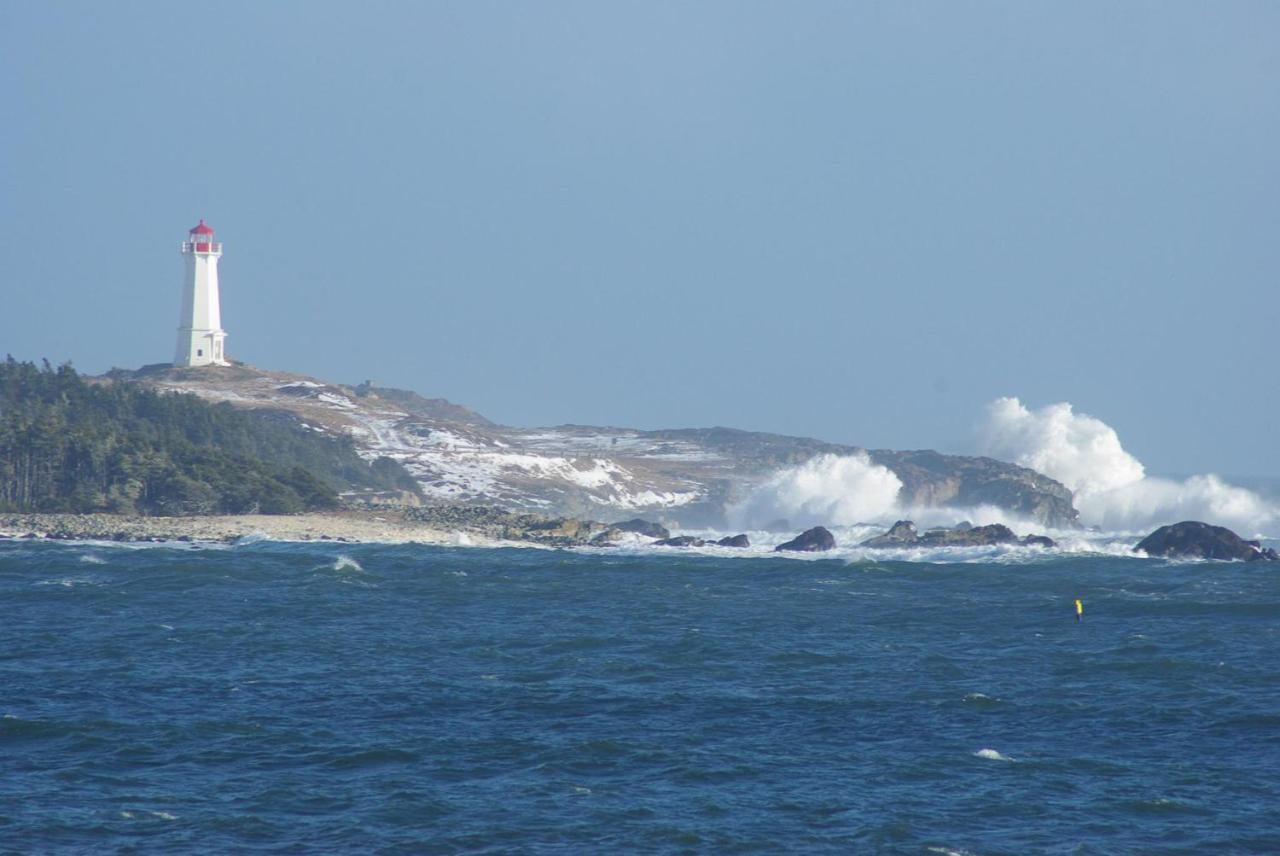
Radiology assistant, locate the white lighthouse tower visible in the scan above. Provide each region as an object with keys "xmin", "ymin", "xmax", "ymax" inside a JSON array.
[{"xmin": 175, "ymin": 219, "xmax": 229, "ymax": 367}]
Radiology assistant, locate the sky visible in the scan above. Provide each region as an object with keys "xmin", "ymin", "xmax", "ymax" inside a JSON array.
[{"xmin": 2, "ymin": 2, "xmax": 1276, "ymax": 476}]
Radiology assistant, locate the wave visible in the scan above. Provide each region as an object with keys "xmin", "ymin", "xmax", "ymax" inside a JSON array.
[
  {"xmin": 979, "ymin": 397, "xmax": 1278, "ymax": 537},
  {"xmin": 333, "ymin": 555, "xmax": 363, "ymax": 573},
  {"xmin": 973, "ymin": 748, "xmax": 1016, "ymax": 762},
  {"xmin": 582, "ymin": 524, "xmax": 1148, "ymax": 565},
  {"xmin": 722, "ymin": 397, "xmax": 1276, "ymax": 539},
  {"xmin": 727, "ymin": 453, "xmax": 903, "ymax": 530}
]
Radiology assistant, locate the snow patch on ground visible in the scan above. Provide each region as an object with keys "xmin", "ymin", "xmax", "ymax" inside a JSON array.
[
  {"xmin": 159, "ymin": 376, "xmax": 709, "ymax": 514},
  {"xmin": 343, "ymin": 410, "xmax": 704, "ymax": 509}
]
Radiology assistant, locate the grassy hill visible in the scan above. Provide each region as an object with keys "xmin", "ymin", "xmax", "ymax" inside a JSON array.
[{"xmin": 0, "ymin": 358, "xmax": 420, "ymax": 515}]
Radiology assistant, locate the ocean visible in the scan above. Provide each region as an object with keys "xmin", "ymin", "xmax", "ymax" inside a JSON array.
[{"xmin": 2, "ymin": 539, "xmax": 1279, "ymax": 853}]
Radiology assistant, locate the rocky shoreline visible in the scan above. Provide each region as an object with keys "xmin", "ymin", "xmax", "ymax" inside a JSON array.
[
  {"xmin": 0, "ymin": 510, "xmax": 452, "ymax": 545},
  {"xmin": 3, "ymin": 509, "xmax": 1273, "ymax": 563},
  {"xmin": 0, "ymin": 506, "xmax": 660, "ymax": 548}
]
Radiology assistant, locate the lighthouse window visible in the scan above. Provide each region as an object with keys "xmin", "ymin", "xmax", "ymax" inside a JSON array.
[{"xmin": 197, "ymin": 349, "xmax": 203, "ymax": 357}]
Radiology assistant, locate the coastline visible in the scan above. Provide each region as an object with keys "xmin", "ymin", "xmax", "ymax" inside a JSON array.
[{"xmin": 0, "ymin": 510, "xmax": 453, "ymax": 545}]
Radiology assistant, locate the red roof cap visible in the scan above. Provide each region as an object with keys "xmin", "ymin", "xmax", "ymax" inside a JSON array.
[{"xmin": 190, "ymin": 219, "xmax": 214, "ymax": 236}]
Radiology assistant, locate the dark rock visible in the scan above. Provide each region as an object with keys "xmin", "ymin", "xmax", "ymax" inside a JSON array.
[
  {"xmin": 590, "ymin": 527, "xmax": 625, "ymax": 545},
  {"xmin": 860, "ymin": 520, "xmax": 1045, "ymax": 548},
  {"xmin": 1134, "ymin": 521, "xmax": 1277, "ymax": 562},
  {"xmin": 716, "ymin": 534, "xmax": 750, "ymax": 548},
  {"xmin": 920, "ymin": 524, "xmax": 1018, "ymax": 547},
  {"xmin": 655, "ymin": 535, "xmax": 706, "ymax": 548},
  {"xmin": 775, "ymin": 526, "xmax": 836, "ymax": 552},
  {"xmin": 860, "ymin": 520, "xmax": 919, "ymax": 548},
  {"xmin": 1020, "ymin": 534, "xmax": 1056, "ymax": 548},
  {"xmin": 612, "ymin": 518, "xmax": 671, "ymax": 540},
  {"xmin": 954, "ymin": 520, "xmax": 974, "ymax": 531}
]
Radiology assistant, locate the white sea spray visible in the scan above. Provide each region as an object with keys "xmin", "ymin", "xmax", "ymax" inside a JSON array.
[
  {"xmin": 728, "ymin": 453, "xmax": 903, "ymax": 529},
  {"xmin": 979, "ymin": 397, "xmax": 1278, "ymax": 537}
]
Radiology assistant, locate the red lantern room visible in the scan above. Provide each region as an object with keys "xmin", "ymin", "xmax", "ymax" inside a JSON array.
[{"xmin": 185, "ymin": 219, "xmax": 221, "ymax": 254}]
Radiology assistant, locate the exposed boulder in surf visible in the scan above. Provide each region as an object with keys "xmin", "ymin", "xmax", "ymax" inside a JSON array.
[
  {"xmin": 922, "ymin": 524, "xmax": 1019, "ymax": 547},
  {"xmin": 716, "ymin": 534, "xmax": 750, "ymax": 548},
  {"xmin": 860, "ymin": 520, "xmax": 1052, "ymax": 549},
  {"xmin": 655, "ymin": 535, "xmax": 706, "ymax": 548},
  {"xmin": 775, "ymin": 526, "xmax": 836, "ymax": 552},
  {"xmin": 860, "ymin": 520, "xmax": 918, "ymax": 548},
  {"xmin": 612, "ymin": 518, "xmax": 671, "ymax": 539},
  {"xmin": 1134, "ymin": 521, "xmax": 1278, "ymax": 561},
  {"xmin": 590, "ymin": 527, "xmax": 625, "ymax": 545}
]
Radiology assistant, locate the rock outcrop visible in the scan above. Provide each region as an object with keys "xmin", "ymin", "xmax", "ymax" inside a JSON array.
[
  {"xmin": 1134, "ymin": 521, "xmax": 1278, "ymax": 562},
  {"xmin": 655, "ymin": 535, "xmax": 706, "ymax": 548},
  {"xmin": 860, "ymin": 520, "xmax": 918, "ymax": 548},
  {"xmin": 612, "ymin": 518, "xmax": 671, "ymax": 539},
  {"xmin": 403, "ymin": 505, "xmax": 620, "ymax": 547},
  {"xmin": 654, "ymin": 533, "xmax": 750, "ymax": 548},
  {"xmin": 776, "ymin": 526, "xmax": 836, "ymax": 552},
  {"xmin": 860, "ymin": 521, "xmax": 1055, "ymax": 549}
]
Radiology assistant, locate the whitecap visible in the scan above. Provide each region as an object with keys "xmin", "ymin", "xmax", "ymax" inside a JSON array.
[
  {"xmin": 963, "ymin": 693, "xmax": 1001, "ymax": 704},
  {"xmin": 35, "ymin": 577, "xmax": 100, "ymax": 588},
  {"xmin": 149, "ymin": 811, "xmax": 178, "ymax": 821},
  {"xmin": 232, "ymin": 533, "xmax": 269, "ymax": 546},
  {"xmin": 974, "ymin": 748, "xmax": 1016, "ymax": 762},
  {"xmin": 333, "ymin": 555, "xmax": 363, "ymax": 573},
  {"xmin": 78, "ymin": 554, "xmax": 106, "ymax": 565}
]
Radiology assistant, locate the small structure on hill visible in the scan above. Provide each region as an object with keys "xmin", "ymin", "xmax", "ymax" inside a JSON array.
[{"xmin": 174, "ymin": 219, "xmax": 229, "ymax": 367}]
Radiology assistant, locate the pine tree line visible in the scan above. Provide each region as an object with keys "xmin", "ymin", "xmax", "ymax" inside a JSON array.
[{"xmin": 0, "ymin": 358, "xmax": 419, "ymax": 515}]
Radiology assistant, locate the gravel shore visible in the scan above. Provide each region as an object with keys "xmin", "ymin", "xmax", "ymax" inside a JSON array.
[{"xmin": 0, "ymin": 510, "xmax": 453, "ymax": 545}]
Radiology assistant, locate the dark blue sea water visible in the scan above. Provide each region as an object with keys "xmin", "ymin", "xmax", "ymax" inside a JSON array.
[{"xmin": 2, "ymin": 541, "xmax": 1279, "ymax": 854}]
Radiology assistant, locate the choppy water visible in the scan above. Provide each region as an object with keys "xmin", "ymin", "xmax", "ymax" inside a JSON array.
[{"xmin": 2, "ymin": 540, "xmax": 1279, "ymax": 853}]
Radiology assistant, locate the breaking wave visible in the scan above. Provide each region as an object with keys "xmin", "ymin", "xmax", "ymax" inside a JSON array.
[
  {"xmin": 979, "ymin": 397, "xmax": 1278, "ymax": 537},
  {"xmin": 727, "ymin": 453, "xmax": 903, "ymax": 530},
  {"xmin": 333, "ymin": 555, "xmax": 363, "ymax": 573},
  {"xmin": 974, "ymin": 748, "xmax": 1016, "ymax": 762},
  {"xmin": 726, "ymin": 453, "xmax": 1048, "ymax": 534}
]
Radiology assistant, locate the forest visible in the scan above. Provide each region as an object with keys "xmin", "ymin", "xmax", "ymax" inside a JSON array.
[{"xmin": 0, "ymin": 358, "xmax": 419, "ymax": 515}]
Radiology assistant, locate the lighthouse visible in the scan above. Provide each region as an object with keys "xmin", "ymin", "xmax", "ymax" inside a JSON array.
[{"xmin": 174, "ymin": 219, "xmax": 229, "ymax": 367}]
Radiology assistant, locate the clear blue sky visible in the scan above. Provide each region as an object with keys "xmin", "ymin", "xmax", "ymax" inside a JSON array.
[{"xmin": 2, "ymin": 2, "xmax": 1276, "ymax": 475}]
